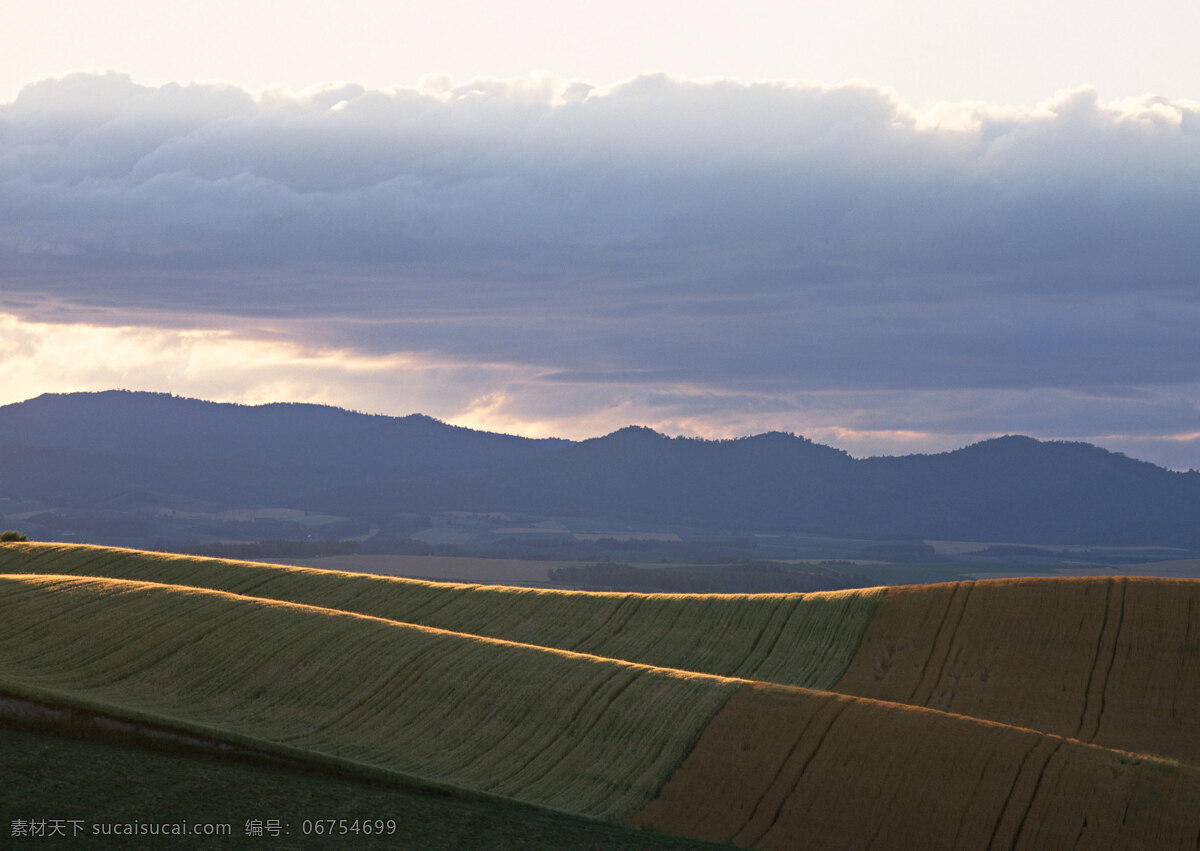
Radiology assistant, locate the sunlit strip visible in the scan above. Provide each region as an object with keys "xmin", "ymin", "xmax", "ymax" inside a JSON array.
[{"xmin": 0, "ymin": 312, "xmax": 459, "ymax": 411}]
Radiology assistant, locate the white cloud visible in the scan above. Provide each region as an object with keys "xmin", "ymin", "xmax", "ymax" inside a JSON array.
[
  {"xmin": 4, "ymin": 74, "xmax": 1197, "ymax": 282},
  {"xmin": 2, "ymin": 73, "xmax": 1199, "ymax": 468}
]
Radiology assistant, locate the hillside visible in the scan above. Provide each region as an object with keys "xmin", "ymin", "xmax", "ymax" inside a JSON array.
[
  {"xmin": 1, "ymin": 725, "xmax": 718, "ymax": 850},
  {"xmin": 5, "ymin": 543, "xmax": 1199, "ymax": 765},
  {"xmin": 0, "ymin": 544, "xmax": 884, "ymax": 691},
  {"xmin": 0, "ymin": 390, "xmax": 564, "ymax": 510},
  {"xmin": 630, "ymin": 681, "xmax": 1200, "ymax": 849},
  {"xmin": 3, "ymin": 543, "xmax": 1200, "ymax": 847},
  {"xmin": 836, "ymin": 578, "xmax": 1200, "ymax": 764},
  {"xmin": 0, "ymin": 573, "xmax": 736, "ymax": 819},
  {"xmin": 2, "ymin": 390, "xmax": 1199, "ymax": 547},
  {"xmin": 456, "ymin": 429, "xmax": 1200, "ymax": 545}
]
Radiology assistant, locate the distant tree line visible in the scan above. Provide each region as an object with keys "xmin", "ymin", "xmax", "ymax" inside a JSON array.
[
  {"xmin": 549, "ymin": 560, "xmax": 872, "ymax": 594},
  {"xmin": 184, "ymin": 540, "xmax": 358, "ymax": 560}
]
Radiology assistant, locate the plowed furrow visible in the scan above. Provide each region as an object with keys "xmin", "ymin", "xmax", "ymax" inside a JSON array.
[
  {"xmin": 734, "ymin": 697, "xmax": 850, "ymax": 847},
  {"xmin": 910, "ymin": 581, "xmax": 972, "ymax": 705},
  {"xmin": 1080, "ymin": 578, "xmax": 1127, "ymax": 743}
]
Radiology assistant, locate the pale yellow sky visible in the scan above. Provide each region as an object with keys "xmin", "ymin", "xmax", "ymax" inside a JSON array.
[{"xmin": 4, "ymin": 0, "xmax": 1198, "ymax": 106}]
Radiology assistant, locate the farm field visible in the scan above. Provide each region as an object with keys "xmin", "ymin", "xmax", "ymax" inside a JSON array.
[
  {"xmin": 629, "ymin": 682, "xmax": 1200, "ymax": 850},
  {"xmin": 0, "ymin": 573, "xmax": 740, "ymax": 820},
  {"xmin": 2, "ymin": 542, "xmax": 1200, "ymax": 848},
  {"xmin": 0, "ymin": 544, "xmax": 884, "ymax": 689},
  {"xmin": 834, "ymin": 577, "xmax": 1200, "ymax": 764}
]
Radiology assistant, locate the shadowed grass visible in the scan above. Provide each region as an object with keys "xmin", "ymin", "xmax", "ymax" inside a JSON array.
[{"xmin": 0, "ymin": 726, "xmax": 725, "ymax": 850}]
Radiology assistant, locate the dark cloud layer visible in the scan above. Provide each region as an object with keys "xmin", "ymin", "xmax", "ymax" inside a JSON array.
[{"xmin": 2, "ymin": 72, "xmax": 1198, "ymax": 465}]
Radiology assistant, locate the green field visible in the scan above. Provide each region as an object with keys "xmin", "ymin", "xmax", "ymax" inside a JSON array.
[
  {"xmin": 1, "ymin": 726, "xmax": 722, "ymax": 849},
  {"xmin": 0, "ymin": 573, "xmax": 739, "ymax": 820},
  {"xmin": 0, "ymin": 543, "xmax": 881, "ymax": 690}
]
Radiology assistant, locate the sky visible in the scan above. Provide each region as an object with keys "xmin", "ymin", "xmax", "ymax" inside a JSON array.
[{"xmin": 2, "ymin": 1, "xmax": 1199, "ymax": 469}]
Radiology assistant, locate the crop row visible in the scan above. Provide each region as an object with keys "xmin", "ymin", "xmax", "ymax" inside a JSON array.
[
  {"xmin": 630, "ymin": 682, "xmax": 1200, "ymax": 850},
  {"xmin": 835, "ymin": 577, "xmax": 1200, "ymax": 765},
  {"xmin": 0, "ymin": 573, "xmax": 737, "ymax": 819},
  {"xmin": 6, "ymin": 544, "xmax": 1200, "ymax": 768},
  {"xmin": 0, "ymin": 543, "xmax": 881, "ymax": 691}
]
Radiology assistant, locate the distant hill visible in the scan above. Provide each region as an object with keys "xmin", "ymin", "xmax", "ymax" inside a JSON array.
[
  {"xmin": 1, "ymin": 390, "xmax": 1198, "ymax": 546},
  {"xmin": 411, "ymin": 425, "xmax": 1200, "ymax": 547},
  {"xmin": 0, "ymin": 390, "xmax": 565, "ymax": 511}
]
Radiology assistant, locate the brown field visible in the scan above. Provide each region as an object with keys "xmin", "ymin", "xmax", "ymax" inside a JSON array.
[
  {"xmin": 630, "ymin": 681, "xmax": 1200, "ymax": 850},
  {"xmin": 834, "ymin": 577, "xmax": 1200, "ymax": 765},
  {"xmin": 263, "ymin": 553, "xmax": 554, "ymax": 584}
]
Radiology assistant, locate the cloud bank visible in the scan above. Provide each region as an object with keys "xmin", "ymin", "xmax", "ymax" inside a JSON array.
[{"xmin": 2, "ymin": 72, "xmax": 1198, "ymax": 467}]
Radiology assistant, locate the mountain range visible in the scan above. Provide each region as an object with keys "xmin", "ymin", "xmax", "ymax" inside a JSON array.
[{"xmin": 1, "ymin": 390, "xmax": 1198, "ymax": 548}]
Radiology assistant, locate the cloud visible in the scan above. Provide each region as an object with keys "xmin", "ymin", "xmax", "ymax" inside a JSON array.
[{"xmin": 2, "ymin": 72, "xmax": 1199, "ymax": 467}]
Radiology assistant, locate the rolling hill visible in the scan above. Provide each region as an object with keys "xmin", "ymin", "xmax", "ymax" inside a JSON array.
[
  {"xmin": 1, "ymin": 725, "xmax": 716, "ymax": 850},
  {"xmin": 3, "ymin": 542, "xmax": 1200, "ymax": 848}
]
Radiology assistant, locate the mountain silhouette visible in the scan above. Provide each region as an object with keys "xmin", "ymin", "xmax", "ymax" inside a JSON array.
[{"xmin": 1, "ymin": 391, "xmax": 1197, "ymax": 547}]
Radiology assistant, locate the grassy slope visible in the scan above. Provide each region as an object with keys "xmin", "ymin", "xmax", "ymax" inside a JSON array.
[
  {"xmin": 10, "ymin": 544, "xmax": 1200, "ymax": 767},
  {"xmin": 7, "ymin": 546, "xmax": 1200, "ymax": 765},
  {"xmin": 0, "ymin": 543, "xmax": 881, "ymax": 690},
  {"xmin": 0, "ymin": 726, "xmax": 721, "ymax": 850},
  {"xmin": 0, "ymin": 573, "xmax": 739, "ymax": 821}
]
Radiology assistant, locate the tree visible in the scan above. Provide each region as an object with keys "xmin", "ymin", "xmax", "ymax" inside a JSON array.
[{"xmin": 0, "ymin": 530, "xmax": 28, "ymax": 542}]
